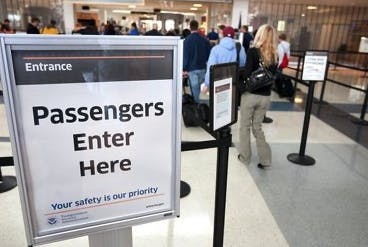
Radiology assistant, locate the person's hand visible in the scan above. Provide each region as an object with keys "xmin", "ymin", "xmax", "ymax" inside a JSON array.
[
  {"xmin": 182, "ymin": 71, "xmax": 189, "ymax": 78},
  {"xmin": 201, "ymin": 85, "xmax": 209, "ymax": 94}
]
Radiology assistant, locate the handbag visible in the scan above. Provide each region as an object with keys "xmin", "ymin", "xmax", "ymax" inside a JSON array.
[
  {"xmin": 240, "ymin": 49, "xmax": 275, "ymax": 93},
  {"xmin": 279, "ymin": 53, "xmax": 289, "ymax": 69}
]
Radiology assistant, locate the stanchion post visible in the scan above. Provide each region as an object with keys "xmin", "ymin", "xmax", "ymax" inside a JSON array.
[
  {"xmin": 0, "ymin": 157, "xmax": 17, "ymax": 193},
  {"xmin": 293, "ymin": 55, "xmax": 302, "ymax": 94},
  {"xmin": 351, "ymin": 84, "xmax": 368, "ymax": 126},
  {"xmin": 89, "ymin": 227, "xmax": 132, "ymax": 247},
  {"xmin": 213, "ymin": 127, "xmax": 231, "ymax": 247},
  {"xmin": 287, "ymin": 81, "xmax": 316, "ymax": 166},
  {"xmin": 319, "ymin": 63, "xmax": 330, "ymax": 104}
]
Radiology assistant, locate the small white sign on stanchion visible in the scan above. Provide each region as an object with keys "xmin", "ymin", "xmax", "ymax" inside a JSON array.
[
  {"xmin": 302, "ymin": 50, "xmax": 329, "ymax": 81},
  {"xmin": 0, "ymin": 35, "xmax": 182, "ymax": 246},
  {"xmin": 209, "ymin": 62, "xmax": 238, "ymax": 132}
]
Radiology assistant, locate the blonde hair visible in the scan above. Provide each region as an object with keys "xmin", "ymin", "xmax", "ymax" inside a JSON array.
[{"xmin": 253, "ymin": 24, "xmax": 278, "ymax": 66}]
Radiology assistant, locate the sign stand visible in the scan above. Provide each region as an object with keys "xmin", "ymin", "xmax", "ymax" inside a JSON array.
[
  {"xmin": 287, "ymin": 50, "xmax": 328, "ymax": 166},
  {"xmin": 182, "ymin": 62, "xmax": 238, "ymax": 247},
  {"xmin": 0, "ymin": 157, "xmax": 17, "ymax": 193},
  {"xmin": 287, "ymin": 81, "xmax": 316, "ymax": 166},
  {"xmin": 89, "ymin": 227, "xmax": 132, "ymax": 247},
  {"xmin": 0, "ymin": 168, "xmax": 17, "ymax": 193},
  {"xmin": 213, "ymin": 127, "xmax": 231, "ymax": 247},
  {"xmin": 0, "ymin": 35, "xmax": 182, "ymax": 247}
]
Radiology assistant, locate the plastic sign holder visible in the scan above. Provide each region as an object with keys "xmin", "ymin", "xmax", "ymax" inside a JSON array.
[
  {"xmin": 288, "ymin": 50, "xmax": 328, "ymax": 166},
  {"xmin": 0, "ymin": 35, "xmax": 182, "ymax": 246},
  {"xmin": 209, "ymin": 62, "xmax": 238, "ymax": 132}
]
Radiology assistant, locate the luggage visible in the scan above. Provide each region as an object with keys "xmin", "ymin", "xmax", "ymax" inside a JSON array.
[
  {"xmin": 275, "ymin": 75, "xmax": 295, "ymax": 97},
  {"xmin": 182, "ymin": 93, "xmax": 209, "ymax": 127}
]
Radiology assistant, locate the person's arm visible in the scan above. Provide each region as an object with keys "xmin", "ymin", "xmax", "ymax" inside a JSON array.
[
  {"xmin": 239, "ymin": 46, "xmax": 246, "ymax": 67},
  {"xmin": 243, "ymin": 48, "xmax": 257, "ymax": 79},
  {"xmin": 204, "ymin": 47, "xmax": 217, "ymax": 87}
]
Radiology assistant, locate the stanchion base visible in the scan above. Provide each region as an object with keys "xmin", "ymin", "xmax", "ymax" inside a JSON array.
[
  {"xmin": 351, "ymin": 118, "xmax": 368, "ymax": 126},
  {"xmin": 263, "ymin": 117, "xmax": 273, "ymax": 124},
  {"xmin": 180, "ymin": 180, "xmax": 191, "ymax": 198},
  {"xmin": 287, "ymin": 153, "xmax": 315, "ymax": 166},
  {"xmin": 0, "ymin": 176, "xmax": 17, "ymax": 193}
]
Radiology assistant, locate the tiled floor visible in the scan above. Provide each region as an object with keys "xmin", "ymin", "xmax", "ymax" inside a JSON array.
[{"xmin": 1, "ymin": 84, "xmax": 368, "ymax": 246}]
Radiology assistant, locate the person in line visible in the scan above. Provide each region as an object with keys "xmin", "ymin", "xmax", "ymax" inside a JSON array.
[
  {"xmin": 41, "ymin": 20, "xmax": 59, "ymax": 34},
  {"xmin": 79, "ymin": 23, "xmax": 99, "ymax": 35},
  {"xmin": 145, "ymin": 23, "xmax": 162, "ymax": 36},
  {"xmin": 202, "ymin": 26, "xmax": 246, "ymax": 93},
  {"xmin": 128, "ymin": 22, "xmax": 139, "ymax": 35},
  {"xmin": 26, "ymin": 17, "xmax": 40, "ymax": 34},
  {"xmin": 277, "ymin": 33, "xmax": 291, "ymax": 70},
  {"xmin": 104, "ymin": 22, "xmax": 116, "ymax": 35},
  {"xmin": 240, "ymin": 25, "xmax": 253, "ymax": 53},
  {"xmin": 181, "ymin": 28, "xmax": 191, "ymax": 39},
  {"xmin": 207, "ymin": 27, "xmax": 219, "ymax": 46},
  {"xmin": 183, "ymin": 20, "xmax": 211, "ymax": 103},
  {"xmin": 237, "ymin": 24, "xmax": 278, "ymax": 169},
  {"xmin": 0, "ymin": 19, "xmax": 15, "ymax": 33}
]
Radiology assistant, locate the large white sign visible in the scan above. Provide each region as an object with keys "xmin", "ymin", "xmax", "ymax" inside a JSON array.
[
  {"xmin": 302, "ymin": 51, "xmax": 328, "ymax": 81},
  {"xmin": 0, "ymin": 35, "xmax": 181, "ymax": 245}
]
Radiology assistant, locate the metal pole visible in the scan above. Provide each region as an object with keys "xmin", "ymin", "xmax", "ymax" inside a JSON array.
[
  {"xmin": 287, "ymin": 81, "xmax": 316, "ymax": 166},
  {"xmin": 319, "ymin": 63, "xmax": 330, "ymax": 103},
  {"xmin": 89, "ymin": 227, "xmax": 132, "ymax": 247},
  {"xmin": 213, "ymin": 127, "xmax": 231, "ymax": 247},
  {"xmin": 295, "ymin": 55, "xmax": 302, "ymax": 80},
  {"xmin": 351, "ymin": 84, "xmax": 368, "ymax": 126},
  {"xmin": 293, "ymin": 56, "xmax": 302, "ymax": 96}
]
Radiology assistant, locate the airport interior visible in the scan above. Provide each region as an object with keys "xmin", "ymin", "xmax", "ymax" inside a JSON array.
[{"xmin": 0, "ymin": 0, "xmax": 368, "ymax": 246}]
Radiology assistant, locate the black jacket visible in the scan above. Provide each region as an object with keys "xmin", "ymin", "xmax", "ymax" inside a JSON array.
[
  {"xmin": 243, "ymin": 47, "xmax": 277, "ymax": 96},
  {"xmin": 26, "ymin": 23, "xmax": 40, "ymax": 34}
]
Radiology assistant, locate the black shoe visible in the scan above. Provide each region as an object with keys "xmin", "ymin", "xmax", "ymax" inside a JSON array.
[
  {"xmin": 263, "ymin": 116, "xmax": 273, "ymax": 123},
  {"xmin": 237, "ymin": 154, "xmax": 249, "ymax": 165},
  {"xmin": 257, "ymin": 163, "xmax": 271, "ymax": 169}
]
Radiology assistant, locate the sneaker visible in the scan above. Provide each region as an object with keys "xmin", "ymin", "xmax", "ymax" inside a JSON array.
[
  {"xmin": 237, "ymin": 154, "xmax": 249, "ymax": 165},
  {"xmin": 257, "ymin": 163, "xmax": 271, "ymax": 169}
]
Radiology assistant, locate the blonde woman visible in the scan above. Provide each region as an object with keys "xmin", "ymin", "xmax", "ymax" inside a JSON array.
[{"xmin": 237, "ymin": 24, "xmax": 278, "ymax": 169}]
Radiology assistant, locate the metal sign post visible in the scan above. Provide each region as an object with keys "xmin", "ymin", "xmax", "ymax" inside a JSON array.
[
  {"xmin": 288, "ymin": 50, "xmax": 328, "ymax": 166},
  {"xmin": 0, "ymin": 35, "xmax": 182, "ymax": 246}
]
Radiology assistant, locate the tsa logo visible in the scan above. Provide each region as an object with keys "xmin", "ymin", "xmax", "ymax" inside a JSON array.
[{"xmin": 47, "ymin": 217, "xmax": 58, "ymax": 225}]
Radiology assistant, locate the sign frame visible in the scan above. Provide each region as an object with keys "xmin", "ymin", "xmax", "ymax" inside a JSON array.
[
  {"xmin": 209, "ymin": 62, "xmax": 238, "ymax": 132},
  {"xmin": 302, "ymin": 50, "xmax": 329, "ymax": 82},
  {"xmin": 0, "ymin": 35, "xmax": 182, "ymax": 246}
]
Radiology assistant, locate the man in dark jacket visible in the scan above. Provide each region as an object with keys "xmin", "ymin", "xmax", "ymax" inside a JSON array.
[
  {"xmin": 240, "ymin": 25, "xmax": 253, "ymax": 52},
  {"xmin": 145, "ymin": 23, "xmax": 162, "ymax": 36},
  {"xmin": 183, "ymin": 20, "xmax": 210, "ymax": 103},
  {"xmin": 26, "ymin": 17, "xmax": 40, "ymax": 34}
]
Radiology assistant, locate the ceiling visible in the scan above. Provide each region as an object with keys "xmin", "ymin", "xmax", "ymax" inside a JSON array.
[
  {"xmin": 74, "ymin": 0, "xmax": 368, "ymax": 16},
  {"xmin": 253, "ymin": 0, "xmax": 368, "ymax": 6},
  {"xmin": 74, "ymin": 0, "xmax": 212, "ymax": 15}
]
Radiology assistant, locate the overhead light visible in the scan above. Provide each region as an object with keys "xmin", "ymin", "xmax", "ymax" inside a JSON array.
[
  {"xmin": 128, "ymin": 5, "xmax": 136, "ymax": 9},
  {"xmin": 190, "ymin": 7, "xmax": 198, "ymax": 11},
  {"xmin": 193, "ymin": 4, "xmax": 202, "ymax": 7},
  {"xmin": 307, "ymin": 6, "xmax": 317, "ymax": 10},
  {"xmin": 301, "ymin": 13, "xmax": 305, "ymax": 17},
  {"xmin": 161, "ymin": 11, "xmax": 196, "ymax": 16},
  {"xmin": 112, "ymin": 10, "xmax": 131, "ymax": 14}
]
